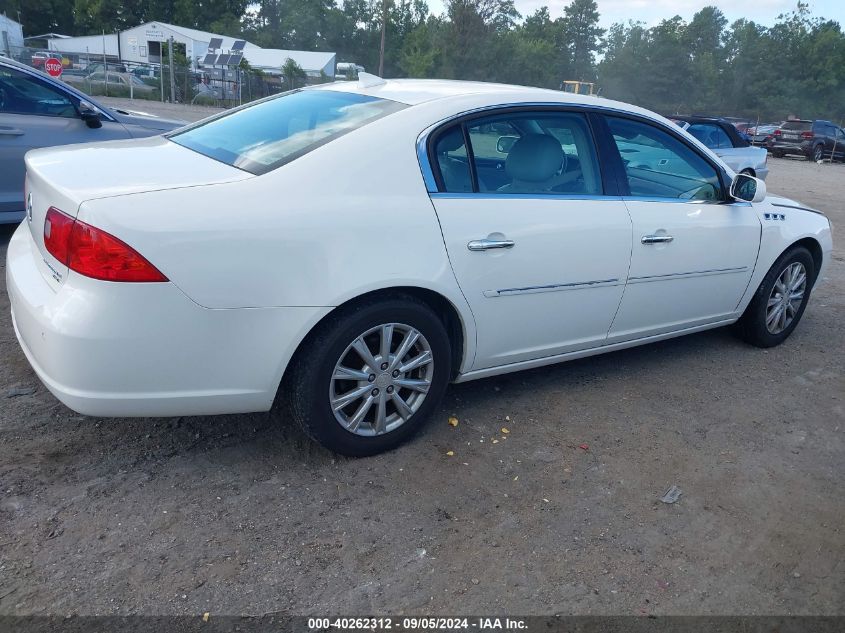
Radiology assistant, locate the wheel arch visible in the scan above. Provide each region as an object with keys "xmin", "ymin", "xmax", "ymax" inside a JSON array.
[
  {"xmin": 280, "ymin": 286, "xmax": 472, "ymax": 395},
  {"xmin": 790, "ymin": 237, "xmax": 824, "ymax": 284}
]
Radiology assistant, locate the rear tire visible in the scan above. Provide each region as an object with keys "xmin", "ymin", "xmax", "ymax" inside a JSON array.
[
  {"xmin": 772, "ymin": 150, "xmax": 784, "ymax": 158},
  {"xmin": 735, "ymin": 246, "xmax": 815, "ymax": 348},
  {"xmin": 282, "ymin": 296, "xmax": 451, "ymax": 456},
  {"xmin": 810, "ymin": 144, "xmax": 824, "ymax": 161}
]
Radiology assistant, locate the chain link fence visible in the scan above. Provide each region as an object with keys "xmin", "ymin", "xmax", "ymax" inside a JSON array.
[{"xmin": 8, "ymin": 45, "xmax": 328, "ymax": 110}]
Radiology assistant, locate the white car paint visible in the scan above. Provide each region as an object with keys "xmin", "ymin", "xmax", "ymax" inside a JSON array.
[{"xmin": 7, "ymin": 79, "xmax": 833, "ymax": 419}]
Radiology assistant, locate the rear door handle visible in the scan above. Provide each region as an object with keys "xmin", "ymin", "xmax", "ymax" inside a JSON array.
[
  {"xmin": 0, "ymin": 127, "xmax": 25, "ymax": 136},
  {"xmin": 467, "ymin": 238, "xmax": 515, "ymax": 251},
  {"xmin": 641, "ymin": 234, "xmax": 674, "ymax": 244}
]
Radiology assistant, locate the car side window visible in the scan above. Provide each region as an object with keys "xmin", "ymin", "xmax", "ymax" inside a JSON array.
[
  {"xmin": 606, "ymin": 116, "xmax": 723, "ymax": 202},
  {"xmin": 465, "ymin": 111, "xmax": 602, "ymax": 195},
  {"xmin": 686, "ymin": 123, "xmax": 734, "ymax": 149},
  {"xmin": 0, "ymin": 66, "xmax": 77, "ymax": 118},
  {"xmin": 432, "ymin": 125, "xmax": 473, "ymax": 193}
]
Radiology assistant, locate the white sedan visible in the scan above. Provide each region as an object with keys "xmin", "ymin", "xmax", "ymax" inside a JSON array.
[{"xmin": 7, "ymin": 77, "xmax": 833, "ymax": 456}]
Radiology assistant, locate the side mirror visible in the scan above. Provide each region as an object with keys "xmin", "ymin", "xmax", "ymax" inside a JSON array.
[
  {"xmin": 78, "ymin": 100, "xmax": 102, "ymax": 129},
  {"xmin": 729, "ymin": 173, "xmax": 766, "ymax": 203},
  {"xmin": 496, "ymin": 135, "xmax": 518, "ymax": 154}
]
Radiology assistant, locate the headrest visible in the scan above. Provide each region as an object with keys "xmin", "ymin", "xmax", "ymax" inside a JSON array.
[
  {"xmin": 506, "ymin": 134, "xmax": 564, "ymax": 182},
  {"xmin": 438, "ymin": 127, "xmax": 465, "ymax": 152}
]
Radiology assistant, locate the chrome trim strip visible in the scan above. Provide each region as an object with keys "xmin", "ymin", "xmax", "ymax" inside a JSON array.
[
  {"xmin": 484, "ymin": 278, "xmax": 620, "ymax": 298},
  {"xmin": 416, "ymin": 132, "xmax": 439, "ymax": 192},
  {"xmin": 415, "ymin": 100, "xmax": 735, "ymax": 195},
  {"xmin": 623, "ymin": 196, "xmax": 751, "ymax": 207},
  {"xmin": 431, "ymin": 192, "xmax": 621, "ymax": 201},
  {"xmin": 628, "ymin": 266, "xmax": 748, "ymax": 283}
]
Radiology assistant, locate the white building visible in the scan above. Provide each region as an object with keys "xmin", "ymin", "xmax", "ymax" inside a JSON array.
[
  {"xmin": 48, "ymin": 33, "xmax": 119, "ymax": 59},
  {"xmin": 116, "ymin": 22, "xmax": 260, "ymax": 66},
  {"xmin": 0, "ymin": 14, "xmax": 24, "ymax": 56},
  {"xmin": 242, "ymin": 48, "xmax": 336, "ymax": 77},
  {"xmin": 44, "ymin": 21, "xmax": 336, "ymax": 77}
]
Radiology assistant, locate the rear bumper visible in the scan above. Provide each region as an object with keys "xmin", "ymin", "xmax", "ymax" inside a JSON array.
[
  {"xmin": 769, "ymin": 140, "xmax": 812, "ymax": 155},
  {"xmin": 7, "ymin": 223, "xmax": 329, "ymax": 417}
]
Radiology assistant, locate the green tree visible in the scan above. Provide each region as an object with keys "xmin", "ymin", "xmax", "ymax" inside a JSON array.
[
  {"xmin": 1, "ymin": 0, "xmax": 76, "ymax": 35},
  {"xmin": 561, "ymin": 0, "xmax": 603, "ymax": 81},
  {"xmin": 281, "ymin": 56, "xmax": 306, "ymax": 88}
]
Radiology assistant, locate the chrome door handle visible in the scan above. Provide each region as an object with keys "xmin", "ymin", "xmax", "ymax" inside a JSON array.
[
  {"xmin": 0, "ymin": 127, "xmax": 24, "ymax": 136},
  {"xmin": 467, "ymin": 238, "xmax": 515, "ymax": 251},
  {"xmin": 641, "ymin": 235, "xmax": 674, "ymax": 244}
]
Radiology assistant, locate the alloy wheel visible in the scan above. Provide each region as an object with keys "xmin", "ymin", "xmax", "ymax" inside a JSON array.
[
  {"xmin": 766, "ymin": 262, "xmax": 807, "ymax": 334},
  {"xmin": 814, "ymin": 145, "xmax": 824, "ymax": 161},
  {"xmin": 329, "ymin": 323, "xmax": 434, "ymax": 436}
]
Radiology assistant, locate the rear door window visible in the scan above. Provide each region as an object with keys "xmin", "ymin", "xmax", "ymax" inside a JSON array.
[
  {"xmin": 169, "ymin": 90, "xmax": 406, "ymax": 175},
  {"xmin": 465, "ymin": 111, "xmax": 602, "ymax": 195}
]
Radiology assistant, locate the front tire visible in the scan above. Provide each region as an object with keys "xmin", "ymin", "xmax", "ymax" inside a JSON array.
[
  {"xmin": 283, "ymin": 296, "xmax": 451, "ymax": 456},
  {"xmin": 735, "ymin": 246, "xmax": 815, "ymax": 348}
]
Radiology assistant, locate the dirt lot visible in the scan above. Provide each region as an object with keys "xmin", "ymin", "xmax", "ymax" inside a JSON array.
[{"xmin": 0, "ymin": 157, "xmax": 843, "ymax": 616}]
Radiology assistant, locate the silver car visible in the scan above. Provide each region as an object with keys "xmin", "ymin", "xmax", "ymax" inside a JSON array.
[
  {"xmin": 672, "ymin": 117, "xmax": 769, "ymax": 181},
  {"xmin": 0, "ymin": 57, "xmax": 186, "ymax": 223}
]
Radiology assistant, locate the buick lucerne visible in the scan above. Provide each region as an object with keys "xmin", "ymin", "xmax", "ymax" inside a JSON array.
[{"xmin": 6, "ymin": 76, "xmax": 833, "ymax": 455}]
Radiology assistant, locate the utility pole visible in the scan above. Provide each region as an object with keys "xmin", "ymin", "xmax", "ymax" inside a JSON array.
[
  {"xmin": 102, "ymin": 30, "xmax": 108, "ymax": 97},
  {"xmin": 168, "ymin": 36, "xmax": 176, "ymax": 102},
  {"xmin": 378, "ymin": 0, "xmax": 389, "ymax": 77},
  {"xmin": 159, "ymin": 47, "xmax": 164, "ymax": 102}
]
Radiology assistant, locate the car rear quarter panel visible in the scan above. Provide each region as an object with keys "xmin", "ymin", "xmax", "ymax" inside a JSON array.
[{"xmin": 76, "ymin": 106, "xmax": 478, "ymax": 368}]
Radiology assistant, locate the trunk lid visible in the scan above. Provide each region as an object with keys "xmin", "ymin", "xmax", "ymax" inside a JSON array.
[{"xmin": 24, "ymin": 135, "xmax": 251, "ymax": 290}]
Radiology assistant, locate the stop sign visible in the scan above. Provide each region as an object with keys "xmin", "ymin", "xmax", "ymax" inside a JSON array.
[{"xmin": 44, "ymin": 58, "xmax": 63, "ymax": 77}]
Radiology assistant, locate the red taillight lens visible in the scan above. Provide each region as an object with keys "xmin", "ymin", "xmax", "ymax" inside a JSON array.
[
  {"xmin": 773, "ymin": 129, "xmax": 781, "ymax": 136},
  {"xmin": 43, "ymin": 207, "xmax": 167, "ymax": 283},
  {"xmin": 801, "ymin": 131, "xmax": 814, "ymax": 139}
]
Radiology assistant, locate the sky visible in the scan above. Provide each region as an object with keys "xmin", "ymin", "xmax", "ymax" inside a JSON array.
[{"xmin": 425, "ymin": 0, "xmax": 845, "ymax": 29}]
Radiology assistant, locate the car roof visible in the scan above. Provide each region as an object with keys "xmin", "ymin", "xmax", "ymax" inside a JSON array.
[
  {"xmin": 671, "ymin": 115, "xmax": 730, "ymax": 125},
  {"xmin": 310, "ymin": 77, "xmax": 680, "ymax": 129},
  {"xmin": 312, "ymin": 77, "xmax": 613, "ymax": 107}
]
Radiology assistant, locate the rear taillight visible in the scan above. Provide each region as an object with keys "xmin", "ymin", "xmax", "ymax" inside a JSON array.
[
  {"xmin": 44, "ymin": 207, "xmax": 75, "ymax": 264},
  {"xmin": 801, "ymin": 131, "xmax": 814, "ymax": 139},
  {"xmin": 43, "ymin": 207, "xmax": 167, "ymax": 283},
  {"xmin": 773, "ymin": 129, "xmax": 781, "ymax": 136}
]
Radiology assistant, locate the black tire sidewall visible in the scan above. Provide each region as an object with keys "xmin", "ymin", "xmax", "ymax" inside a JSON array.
[
  {"xmin": 740, "ymin": 247, "xmax": 815, "ymax": 347},
  {"xmin": 290, "ymin": 299, "xmax": 451, "ymax": 457}
]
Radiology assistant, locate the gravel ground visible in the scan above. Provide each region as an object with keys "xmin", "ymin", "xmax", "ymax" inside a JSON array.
[{"xmin": 0, "ymin": 157, "xmax": 843, "ymax": 616}]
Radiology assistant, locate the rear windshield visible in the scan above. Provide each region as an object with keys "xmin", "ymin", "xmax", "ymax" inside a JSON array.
[
  {"xmin": 169, "ymin": 90, "xmax": 406, "ymax": 175},
  {"xmin": 781, "ymin": 121, "xmax": 812, "ymax": 131}
]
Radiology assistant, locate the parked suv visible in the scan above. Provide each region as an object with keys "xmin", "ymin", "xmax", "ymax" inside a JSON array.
[{"xmin": 768, "ymin": 119, "xmax": 845, "ymax": 161}]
